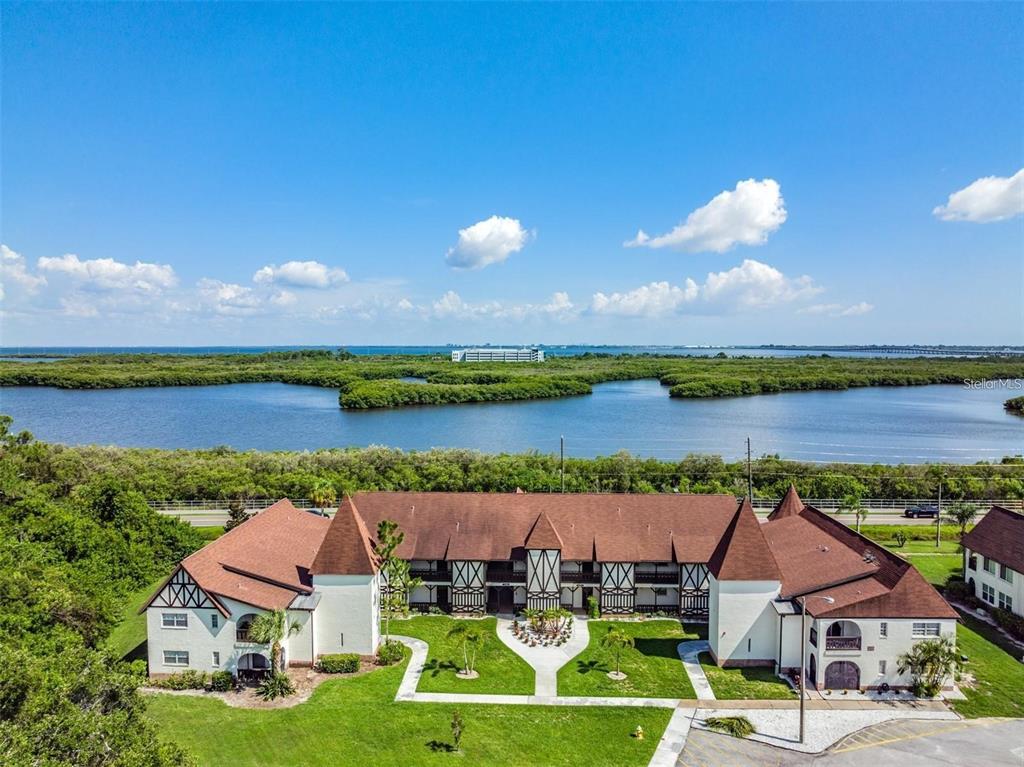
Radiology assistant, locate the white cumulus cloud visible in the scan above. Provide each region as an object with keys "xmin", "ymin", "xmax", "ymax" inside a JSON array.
[
  {"xmin": 37, "ymin": 253, "xmax": 177, "ymax": 293},
  {"xmin": 933, "ymin": 169, "xmax": 1024, "ymax": 223},
  {"xmin": 626, "ymin": 178, "xmax": 787, "ymax": 253},
  {"xmin": 701, "ymin": 259, "xmax": 821, "ymax": 308},
  {"xmin": 196, "ymin": 278, "xmax": 262, "ymax": 316},
  {"xmin": 800, "ymin": 301, "xmax": 875, "ymax": 317},
  {"xmin": 445, "ymin": 215, "xmax": 531, "ymax": 270},
  {"xmin": 1, "ymin": 244, "xmax": 47, "ymax": 301},
  {"xmin": 253, "ymin": 260, "xmax": 349, "ymax": 288},
  {"xmin": 590, "ymin": 259, "xmax": 821, "ymax": 318},
  {"xmin": 427, "ymin": 290, "xmax": 574, "ymax": 321},
  {"xmin": 590, "ymin": 280, "xmax": 699, "ymax": 317}
]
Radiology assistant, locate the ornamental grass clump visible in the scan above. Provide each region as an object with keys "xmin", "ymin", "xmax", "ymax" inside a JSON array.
[
  {"xmin": 704, "ymin": 716, "xmax": 755, "ymax": 738},
  {"xmin": 256, "ymin": 672, "xmax": 295, "ymax": 701}
]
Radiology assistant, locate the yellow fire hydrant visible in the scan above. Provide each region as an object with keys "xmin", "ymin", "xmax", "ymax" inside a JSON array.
[{"xmin": 634, "ymin": 725, "xmax": 644, "ymax": 740}]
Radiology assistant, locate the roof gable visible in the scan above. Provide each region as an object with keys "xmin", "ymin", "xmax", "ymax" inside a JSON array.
[
  {"xmin": 962, "ymin": 506, "xmax": 1024, "ymax": 573},
  {"xmin": 708, "ymin": 498, "xmax": 781, "ymax": 581},
  {"xmin": 310, "ymin": 497, "xmax": 379, "ymax": 575},
  {"xmin": 767, "ymin": 484, "xmax": 804, "ymax": 521},
  {"xmin": 525, "ymin": 512, "xmax": 564, "ymax": 549}
]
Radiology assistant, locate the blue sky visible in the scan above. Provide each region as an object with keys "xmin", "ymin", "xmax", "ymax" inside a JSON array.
[{"xmin": 2, "ymin": 2, "xmax": 1022, "ymax": 346}]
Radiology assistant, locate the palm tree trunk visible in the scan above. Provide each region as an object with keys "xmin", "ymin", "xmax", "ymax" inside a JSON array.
[{"xmin": 463, "ymin": 641, "xmax": 470, "ymax": 674}]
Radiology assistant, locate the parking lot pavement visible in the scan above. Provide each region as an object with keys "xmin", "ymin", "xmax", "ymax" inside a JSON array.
[{"xmin": 678, "ymin": 718, "xmax": 1024, "ymax": 767}]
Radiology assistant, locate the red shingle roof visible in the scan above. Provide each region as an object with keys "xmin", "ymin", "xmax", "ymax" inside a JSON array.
[
  {"xmin": 525, "ymin": 512, "xmax": 564, "ymax": 549},
  {"xmin": 764, "ymin": 504, "xmax": 957, "ymax": 620},
  {"xmin": 157, "ymin": 499, "xmax": 330, "ymax": 613},
  {"xmin": 767, "ymin": 484, "xmax": 805, "ymax": 521},
  {"xmin": 310, "ymin": 497, "xmax": 379, "ymax": 575},
  {"xmin": 345, "ymin": 492, "xmax": 739, "ymax": 563},
  {"xmin": 961, "ymin": 506, "xmax": 1024, "ymax": 574},
  {"xmin": 708, "ymin": 498, "xmax": 781, "ymax": 581}
]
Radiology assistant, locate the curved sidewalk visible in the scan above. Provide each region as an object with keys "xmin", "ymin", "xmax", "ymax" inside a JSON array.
[{"xmin": 676, "ymin": 640, "xmax": 715, "ymax": 700}]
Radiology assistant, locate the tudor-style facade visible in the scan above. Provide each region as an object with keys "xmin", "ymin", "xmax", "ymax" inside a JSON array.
[
  {"xmin": 144, "ymin": 488, "xmax": 958, "ymax": 691},
  {"xmin": 961, "ymin": 506, "xmax": 1023, "ymax": 617}
]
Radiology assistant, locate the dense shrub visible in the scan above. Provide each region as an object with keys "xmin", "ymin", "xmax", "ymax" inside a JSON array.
[
  {"xmin": 209, "ymin": 670, "xmax": 234, "ymax": 691},
  {"xmin": 152, "ymin": 669, "xmax": 208, "ymax": 690},
  {"xmin": 318, "ymin": 653, "xmax": 361, "ymax": 673},
  {"xmin": 943, "ymin": 578, "xmax": 974, "ymax": 602},
  {"xmin": 993, "ymin": 608, "xmax": 1024, "ymax": 642},
  {"xmin": 1005, "ymin": 396, "xmax": 1024, "ymax": 415},
  {"xmin": 256, "ymin": 672, "xmax": 295, "ymax": 700},
  {"xmin": 376, "ymin": 640, "xmax": 404, "ymax": 666}
]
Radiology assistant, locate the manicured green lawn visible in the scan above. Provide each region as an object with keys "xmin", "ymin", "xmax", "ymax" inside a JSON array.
[
  {"xmin": 881, "ymin": 539, "xmax": 960, "ymax": 554},
  {"xmin": 952, "ymin": 612, "xmax": 1024, "ymax": 719},
  {"xmin": 390, "ymin": 615, "xmax": 534, "ymax": 695},
  {"xmin": 697, "ymin": 652, "xmax": 797, "ymax": 699},
  {"xmin": 107, "ymin": 574, "xmax": 169, "ymax": 660},
  {"xmin": 145, "ymin": 652, "xmax": 671, "ymax": 766},
  {"xmin": 557, "ymin": 620, "xmax": 699, "ymax": 698},
  {"xmin": 902, "ymin": 554, "xmax": 962, "ymax": 587}
]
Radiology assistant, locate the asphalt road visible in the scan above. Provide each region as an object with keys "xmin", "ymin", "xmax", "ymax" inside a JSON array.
[{"xmin": 679, "ymin": 718, "xmax": 1024, "ymax": 767}]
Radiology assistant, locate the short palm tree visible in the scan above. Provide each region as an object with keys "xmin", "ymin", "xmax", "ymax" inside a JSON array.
[
  {"xmin": 447, "ymin": 622, "xmax": 484, "ymax": 676},
  {"xmin": 839, "ymin": 493, "xmax": 868, "ymax": 533},
  {"xmin": 601, "ymin": 626, "xmax": 634, "ymax": 678},
  {"xmin": 897, "ymin": 634, "xmax": 960, "ymax": 697},
  {"xmin": 248, "ymin": 609, "xmax": 302, "ymax": 673}
]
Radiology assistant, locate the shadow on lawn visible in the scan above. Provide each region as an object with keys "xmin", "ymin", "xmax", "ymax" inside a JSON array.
[
  {"xmin": 423, "ymin": 659, "xmax": 460, "ymax": 677},
  {"xmin": 573, "ymin": 659, "xmax": 609, "ymax": 675},
  {"xmin": 635, "ymin": 638, "xmax": 681, "ymax": 659}
]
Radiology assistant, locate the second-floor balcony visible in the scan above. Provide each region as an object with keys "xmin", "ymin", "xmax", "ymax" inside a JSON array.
[
  {"xmin": 560, "ymin": 569, "xmax": 598, "ymax": 583},
  {"xmin": 485, "ymin": 564, "xmax": 526, "ymax": 583},
  {"xmin": 409, "ymin": 567, "xmax": 451, "ymax": 581},
  {"xmin": 635, "ymin": 570, "xmax": 679, "ymax": 585},
  {"xmin": 825, "ymin": 636, "xmax": 862, "ymax": 651}
]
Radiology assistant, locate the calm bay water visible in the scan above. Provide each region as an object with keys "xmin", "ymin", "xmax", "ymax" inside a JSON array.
[{"xmin": 1, "ymin": 380, "xmax": 1021, "ymax": 463}]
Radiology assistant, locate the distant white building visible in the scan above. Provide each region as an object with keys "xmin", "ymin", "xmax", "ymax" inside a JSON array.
[{"xmin": 451, "ymin": 347, "xmax": 544, "ymax": 363}]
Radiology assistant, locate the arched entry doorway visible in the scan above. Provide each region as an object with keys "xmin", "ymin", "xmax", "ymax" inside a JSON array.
[
  {"xmin": 824, "ymin": 660, "xmax": 860, "ymax": 690},
  {"xmin": 237, "ymin": 652, "xmax": 270, "ymax": 681}
]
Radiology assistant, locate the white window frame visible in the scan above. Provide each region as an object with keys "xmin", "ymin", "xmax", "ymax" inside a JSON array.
[
  {"xmin": 983, "ymin": 557, "xmax": 995, "ymax": 574},
  {"xmin": 878, "ymin": 659, "xmax": 887, "ymax": 674},
  {"xmin": 911, "ymin": 622, "xmax": 941, "ymax": 638},
  {"xmin": 982, "ymin": 583, "xmax": 995, "ymax": 604},
  {"xmin": 998, "ymin": 592, "xmax": 1013, "ymax": 611},
  {"xmin": 212, "ymin": 651, "xmax": 220, "ymax": 667},
  {"xmin": 879, "ymin": 622, "xmax": 888, "ymax": 638},
  {"xmin": 999, "ymin": 564, "xmax": 1014, "ymax": 583},
  {"xmin": 163, "ymin": 650, "xmax": 189, "ymax": 666},
  {"xmin": 211, "ymin": 613, "xmax": 219, "ymax": 629},
  {"xmin": 161, "ymin": 612, "xmax": 188, "ymax": 629}
]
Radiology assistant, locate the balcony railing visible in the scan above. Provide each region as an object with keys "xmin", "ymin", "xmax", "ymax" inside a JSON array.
[
  {"xmin": 635, "ymin": 571, "xmax": 679, "ymax": 584},
  {"xmin": 235, "ymin": 629, "xmax": 253, "ymax": 643},
  {"xmin": 825, "ymin": 636, "xmax": 862, "ymax": 651},
  {"xmin": 560, "ymin": 570, "xmax": 598, "ymax": 583},
  {"xmin": 485, "ymin": 565, "xmax": 525, "ymax": 583},
  {"xmin": 410, "ymin": 567, "xmax": 451, "ymax": 581}
]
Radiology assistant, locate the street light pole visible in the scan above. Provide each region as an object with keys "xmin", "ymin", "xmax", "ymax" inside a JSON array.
[{"xmin": 798, "ymin": 595, "xmax": 834, "ymax": 744}]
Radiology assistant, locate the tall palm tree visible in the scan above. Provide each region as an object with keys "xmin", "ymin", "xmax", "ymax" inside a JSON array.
[
  {"xmin": 446, "ymin": 622, "xmax": 484, "ymax": 676},
  {"xmin": 309, "ymin": 480, "xmax": 337, "ymax": 510},
  {"xmin": 248, "ymin": 609, "xmax": 302, "ymax": 673},
  {"xmin": 601, "ymin": 626, "xmax": 634, "ymax": 677}
]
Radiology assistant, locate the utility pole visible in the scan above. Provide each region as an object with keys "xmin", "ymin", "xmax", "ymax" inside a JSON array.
[
  {"xmin": 936, "ymin": 477, "xmax": 943, "ymax": 548},
  {"xmin": 560, "ymin": 435, "xmax": 565, "ymax": 493},
  {"xmin": 746, "ymin": 437, "xmax": 753, "ymax": 500}
]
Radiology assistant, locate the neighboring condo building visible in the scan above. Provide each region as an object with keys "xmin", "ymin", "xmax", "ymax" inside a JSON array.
[
  {"xmin": 961, "ymin": 505, "xmax": 1023, "ymax": 617},
  {"xmin": 450, "ymin": 347, "xmax": 545, "ymax": 362},
  {"xmin": 144, "ymin": 488, "xmax": 957, "ymax": 692}
]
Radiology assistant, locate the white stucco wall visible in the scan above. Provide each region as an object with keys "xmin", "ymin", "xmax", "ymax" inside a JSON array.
[
  {"xmin": 808, "ymin": 617, "xmax": 957, "ymax": 690},
  {"xmin": 708, "ymin": 576, "xmax": 781, "ymax": 664},
  {"xmin": 965, "ymin": 546, "xmax": 1022, "ymax": 617},
  {"xmin": 778, "ymin": 612, "xmax": 803, "ymax": 669},
  {"xmin": 635, "ymin": 586, "xmax": 680, "ymax": 608},
  {"xmin": 311, "ymin": 573, "xmax": 380, "ymax": 656},
  {"xmin": 146, "ymin": 595, "xmax": 316, "ymax": 675}
]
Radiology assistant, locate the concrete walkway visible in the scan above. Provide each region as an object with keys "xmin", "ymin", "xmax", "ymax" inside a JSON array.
[
  {"xmin": 391, "ymin": 635, "xmax": 961, "ymax": 765},
  {"xmin": 676, "ymin": 640, "xmax": 715, "ymax": 701},
  {"xmin": 494, "ymin": 615, "xmax": 591, "ymax": 696}
]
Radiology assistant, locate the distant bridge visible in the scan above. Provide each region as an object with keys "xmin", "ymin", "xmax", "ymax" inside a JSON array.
[{"xmin": 759, "ymin": 345, "xmax": 1024, "ymax": 357}]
